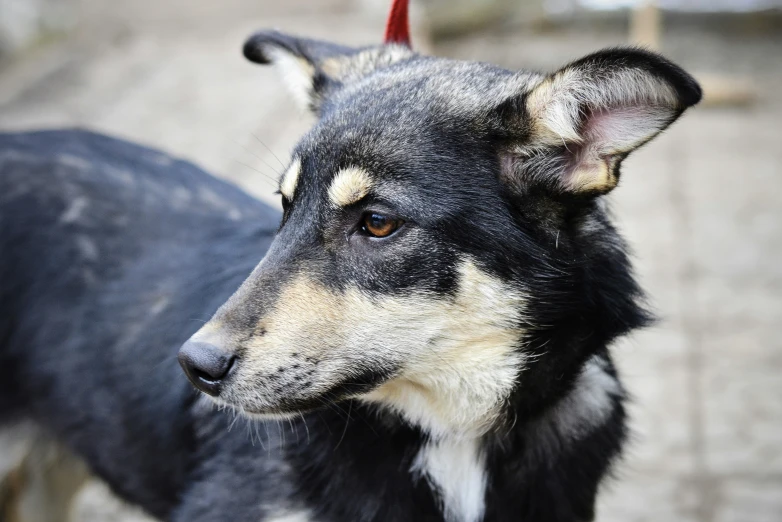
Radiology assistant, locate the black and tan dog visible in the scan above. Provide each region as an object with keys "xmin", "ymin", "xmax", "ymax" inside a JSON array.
[{"xmin": 0, "ymin": 1, "xmax": 701, "ymax": 520}]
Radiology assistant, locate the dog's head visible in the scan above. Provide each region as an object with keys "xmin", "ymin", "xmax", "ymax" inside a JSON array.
[{"xmin": 178, "ymin": 27, "xmax": 700, "ymax": 437}]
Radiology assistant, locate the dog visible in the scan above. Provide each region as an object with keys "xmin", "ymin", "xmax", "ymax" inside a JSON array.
[{"xmin": 0, "ymin": 0, "xmax": 701, "ymax": 520}]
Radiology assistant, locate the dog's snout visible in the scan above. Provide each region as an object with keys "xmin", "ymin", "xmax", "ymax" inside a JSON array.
[{"xmin": 178, "ymin": 341, "xmax": 236, "ymax": 396}]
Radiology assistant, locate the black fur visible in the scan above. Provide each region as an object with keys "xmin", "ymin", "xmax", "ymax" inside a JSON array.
[
  {"xmin": 569, "ymin": 47, "xmax": 703, "ymax": 107},
  {"xmin": 0, "ymin": 32, "xmax": 700, "ymax": 522},
  {"xmin": 0, "ymin": 128, "xmax": 629, "ymax": 521}
]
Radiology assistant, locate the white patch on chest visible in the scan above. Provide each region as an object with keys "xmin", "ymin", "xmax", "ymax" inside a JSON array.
[{"xmin": 412, "ymin": 437, "xmax": 487, "ymax": 522}]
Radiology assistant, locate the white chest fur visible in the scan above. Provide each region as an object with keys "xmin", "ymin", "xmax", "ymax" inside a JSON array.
[{"xmin": 412, "ymin": 437, "xmax": 487, "ymax": 522}]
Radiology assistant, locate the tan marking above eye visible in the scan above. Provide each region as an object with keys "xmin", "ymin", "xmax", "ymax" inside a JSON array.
[
  {"xmin": 328, "ymin": 167, "xmax": 373, "ymax": 207},
  {"xmin": 279, "ymin": 158, "xmax": 301, "ymax": 201}
]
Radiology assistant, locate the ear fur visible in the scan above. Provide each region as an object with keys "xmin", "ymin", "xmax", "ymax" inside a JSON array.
[
  {"xmin": 243, "ymin": 31, "xmax": 352, "ymax": 112},
  {"xmin": 244, "ymin": 30, "xmax": 413, "ymax": 113},
  {"xmin": 503, "ymin": 48, "xmax": 702, "ymax": 195}
]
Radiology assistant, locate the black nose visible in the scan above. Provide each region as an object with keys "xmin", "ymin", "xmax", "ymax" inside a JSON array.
[{"xmin": 178, "ymin": 341, "xmax": 236, "ymax": 396}]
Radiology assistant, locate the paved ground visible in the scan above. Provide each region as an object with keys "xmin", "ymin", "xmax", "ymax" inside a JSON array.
[{"xmin": 1, "ymin": 2, "xmax": 781, "ymax": 521}]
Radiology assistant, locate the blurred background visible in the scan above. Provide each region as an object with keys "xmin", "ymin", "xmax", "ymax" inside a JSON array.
[{"xmin": 1, "ymin": 0, "xmax": 781, "ymax": 520}]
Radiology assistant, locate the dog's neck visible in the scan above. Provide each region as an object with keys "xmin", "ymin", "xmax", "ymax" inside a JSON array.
[
  {"xmin": 361, "ymin": 350, "xmax": 523, "ymax": 440},
  {"xmin": 194, "ymin": 353, "xmax": 622, "ymax": 522},
  {"xmin": 379, "ymin": 353, "xmax": 622, "ymax": 522}
]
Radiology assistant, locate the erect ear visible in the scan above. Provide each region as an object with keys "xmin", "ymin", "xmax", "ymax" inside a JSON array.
[
  {"xmin": 501, "ymin": 48, "xmax": 702, "ymax": 195},
  {"xmin": 244, "ymin": 30, "xmax": 414, "ymax": 113}
]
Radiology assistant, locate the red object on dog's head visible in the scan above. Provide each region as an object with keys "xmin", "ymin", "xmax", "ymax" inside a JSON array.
[{"xmin": 384, "ymin": 0, "xmax": 411, "ymax": 47}]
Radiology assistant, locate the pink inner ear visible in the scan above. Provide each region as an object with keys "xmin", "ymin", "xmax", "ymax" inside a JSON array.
[
  {"xmin": 583, "ymin": 106, "xmax": 674, "ymax": 155},
  {"xmin": 561, "ymin": 105, "xmax": 674, "ymax": 192}
]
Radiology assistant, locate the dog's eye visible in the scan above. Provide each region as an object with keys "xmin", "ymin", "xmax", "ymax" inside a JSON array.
[{"xmin": 361, "ymin": 213, "xmax": 402, "ymax": 238}]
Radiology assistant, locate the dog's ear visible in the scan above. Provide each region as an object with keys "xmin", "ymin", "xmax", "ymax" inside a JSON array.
[
  {"xmin": 244, "ymin": 30, "xmax": 413, "ymax": 113},
  {"xmin": 243, "ymin": 31, "xmax": 352, "ymax": 112},
  {"xmin": 499, "ymin": 48, "xmax": 701, "ymax": 195}
]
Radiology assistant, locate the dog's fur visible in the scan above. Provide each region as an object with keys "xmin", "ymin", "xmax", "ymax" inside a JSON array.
[{"xmin": 0, "ymin": 27, "xmax": 700, "ymax": 522}]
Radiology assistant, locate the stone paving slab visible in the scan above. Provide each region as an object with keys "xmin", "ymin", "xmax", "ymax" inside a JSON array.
[
  {"xmin": 714, "ymin": 478, "xmax": 782, "ymax": 522},
  {"xmin": 597, "ymin": 472, "xmax": 700, "ymax": 522}
]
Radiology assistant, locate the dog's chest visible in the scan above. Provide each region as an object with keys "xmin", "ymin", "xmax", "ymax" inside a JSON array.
[{"xmin": 412, "ymin": 437, "xmax": 487, "ymax": 522}]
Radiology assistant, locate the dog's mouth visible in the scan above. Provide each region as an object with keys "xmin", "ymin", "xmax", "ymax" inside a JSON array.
[
  {"xmin": 179, "ymin": 330, "xmax": 401, "ymax": 419},
  {"xmin": 211, "ymin": 364, "xmax": 395, "ymax": 418}
]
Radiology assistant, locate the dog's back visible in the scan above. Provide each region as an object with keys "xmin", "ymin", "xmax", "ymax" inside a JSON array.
[{"xmin": 0, "ymin": 129, "xmax": 279, "ymax": 518}]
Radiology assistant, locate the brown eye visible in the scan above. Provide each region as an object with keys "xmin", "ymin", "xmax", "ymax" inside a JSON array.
[{"xmin": 362, "ymin": 213, "xmax": 402, "ymax": 238}]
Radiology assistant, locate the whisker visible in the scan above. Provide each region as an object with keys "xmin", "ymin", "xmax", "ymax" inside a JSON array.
[
  {"xmin": 253, "ymin": 420, "xmax": 267, "ymax": 450},
  {"xmin": 314, "ymin": 409, "xmax": 333, "ymax": 436},
  {"xmin": 233, "ymin": 138, "xmax": 282, "ymax": 176},
  {"xmin": 251, "ymin": 132, "xmax": 287, "ymax": 170},
  {"xmin": 278, "ymin": 418, "xmax": 285, "ymax": 454},
  {"xmin": 228, "ymin": 408, "xmax": 241, "ymax": 432},
  {"xmin": 288, "ymin": 417, "xmax": 299, "ymax": 442},
  {"xmin": 261, "ymin": 420, "xmax": 272, "ymax": 457},
  {"xmin": 334, "ymin": 400, "xmax": 352, "ymax": 451},
  {"xmin": 245, "ymin": 416, "xmax": 256, "ymax": 446},
  {"xmin": 299, "ymin": 412, "xmax": 311, "ymax": 445},
  {"xmin": 233, "ymin": 159, "xmax": 279, "ymax": 184}
]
